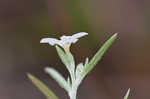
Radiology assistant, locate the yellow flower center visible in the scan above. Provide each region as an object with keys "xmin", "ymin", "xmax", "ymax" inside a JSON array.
[{"xmin": 63, "ymin": 43, "xmax": 71, "ymax": 53}]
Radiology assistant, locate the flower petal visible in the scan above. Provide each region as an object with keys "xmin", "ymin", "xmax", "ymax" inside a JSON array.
[
  {"xmin": 40, "ymin": 32, "xmax": 88, "ymax": 47},
  {"xmin": 69, "ymin": 38, "xmax": 78, "ymax": 43},
  {"xmin": 71, "ymin": 32, "xmax": 88, "ymax": 39},
  {"xmin": 60, "ymin": 36, "xmax": 71, "ymax": 40},
  {"xmin": 40, "ymin": 38, "xmax": 60, "ymax": 46}
]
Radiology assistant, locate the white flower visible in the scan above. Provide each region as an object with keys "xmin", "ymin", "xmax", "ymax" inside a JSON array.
[{"xmin": 40, "ymin": 32, "xmax": 88, "ymax": 52}]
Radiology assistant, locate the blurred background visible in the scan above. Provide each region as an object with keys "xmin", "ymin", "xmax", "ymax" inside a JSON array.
[{"xmin": 0, "ymin": 0, "xmax": 150, "ymax": 99}]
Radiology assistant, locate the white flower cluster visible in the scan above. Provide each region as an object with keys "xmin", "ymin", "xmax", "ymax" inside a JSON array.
[{"xmin": 40, "ymin": 32, "xmax": 88, "ymax": 47}]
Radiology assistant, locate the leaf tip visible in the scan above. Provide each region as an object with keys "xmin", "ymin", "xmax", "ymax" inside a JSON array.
[
  {"xmin": 44, "ymin": 67, "xmax": 52, "ymax": 73},
  {"xmin": 27, "ymin": 73, "xmax": 32, "ymax": 79},
  {"xmin": 111, "ymin": 33, "xmax": 118, "ymax": 39},
  {"xmin": 127, "ymin": 88, "xmax": 130, "ymax": 94},
  {"xmin": 124, "ymin": 88, "xmax": 130, "ymax": 99}
]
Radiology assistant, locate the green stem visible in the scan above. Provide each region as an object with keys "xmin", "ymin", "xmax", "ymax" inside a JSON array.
[
  {"xmin": 69, "ymin": 89, "xmax": 77, "ymax": 99},
  {"xmin": 66, "ymin": 52, "xmax": 77, "ymax": 99},
  {"xmin": 69, "ymin": 76, "xmax": 78, "ymax": 99},
  {"xmin": 69, "ymin": 65, "xmax": 77, "ymax": 99}
]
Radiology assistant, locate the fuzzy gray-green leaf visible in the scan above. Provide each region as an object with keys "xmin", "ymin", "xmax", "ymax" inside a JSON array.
[
  {"xmin": 55, "ymin": 45, "xmax": 70, "ymax": 67},
  {"xmin": 27, "ymin": 73, "xmax": 58, "ymax": 99},
  {"xmin": 45, "ymin": 67, "xmax": 70, "ymax": 92},
  {"xmin": 67, "ymin": 52, "xmax": 75, "ymax": 69},
  {"xmin": 76, "ymin": 63, "xmax": 84, "ymax": 78},
  {"xmin": 124, "ymin": 88, "xmax": 130, "ymax": 99},
  {"xmin": 83, "ymin": 33, "xmax": 118, "ymax": 76}
]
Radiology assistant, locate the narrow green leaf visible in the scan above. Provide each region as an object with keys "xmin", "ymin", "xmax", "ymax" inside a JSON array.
[
  {"xmin": 84, "ymin": 57, "xmax": 89, "ymax": 66},
  {"xmin": 55, "ymin": 45, "xmax": 75, "ymax": 74},
  {"xmin": 124, "ymin": 88, "xmax": 130, "ymax": 99},
  {"xmin": 83, "ymin": 33, "xmax": 118, "ymax": 76},
  {"xmin": 45, "ymin": 67, "xmax": 70, "ymax": 92},
  {"xmin": 76, "ymin": 63, "xmax": 84, "ymax": 78},
  {"xmin": 67, "ymin": 52, "xmax": 75, "ymax": 69},
  {"xmin": 55, "ymin": 46, "xmax": 70, "ymax": 67},
  {"xmin": 27, "ymin": 73, "xmax": 58, "ymax": 99}
]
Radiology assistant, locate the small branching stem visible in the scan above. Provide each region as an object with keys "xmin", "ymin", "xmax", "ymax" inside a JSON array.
[
  {"xmin": 69, "ymin": 75, "xmax": 78, "ymax": 99},
  {"xmin": 67, "ymin": 53, "xmax": 78, "ymax": 99},
  {"xmin": 68, "ymin": 68, "xmax": 77, "ymax": 99}
]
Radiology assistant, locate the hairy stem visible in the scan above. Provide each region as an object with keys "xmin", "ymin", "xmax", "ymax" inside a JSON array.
[
  {"xmin": 66, "ymin": 52, "xmax": 77, "ymax": 99},
  {"xmin": 69, "ymin": 75, "xmax": 78, "ymax": 99}
]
